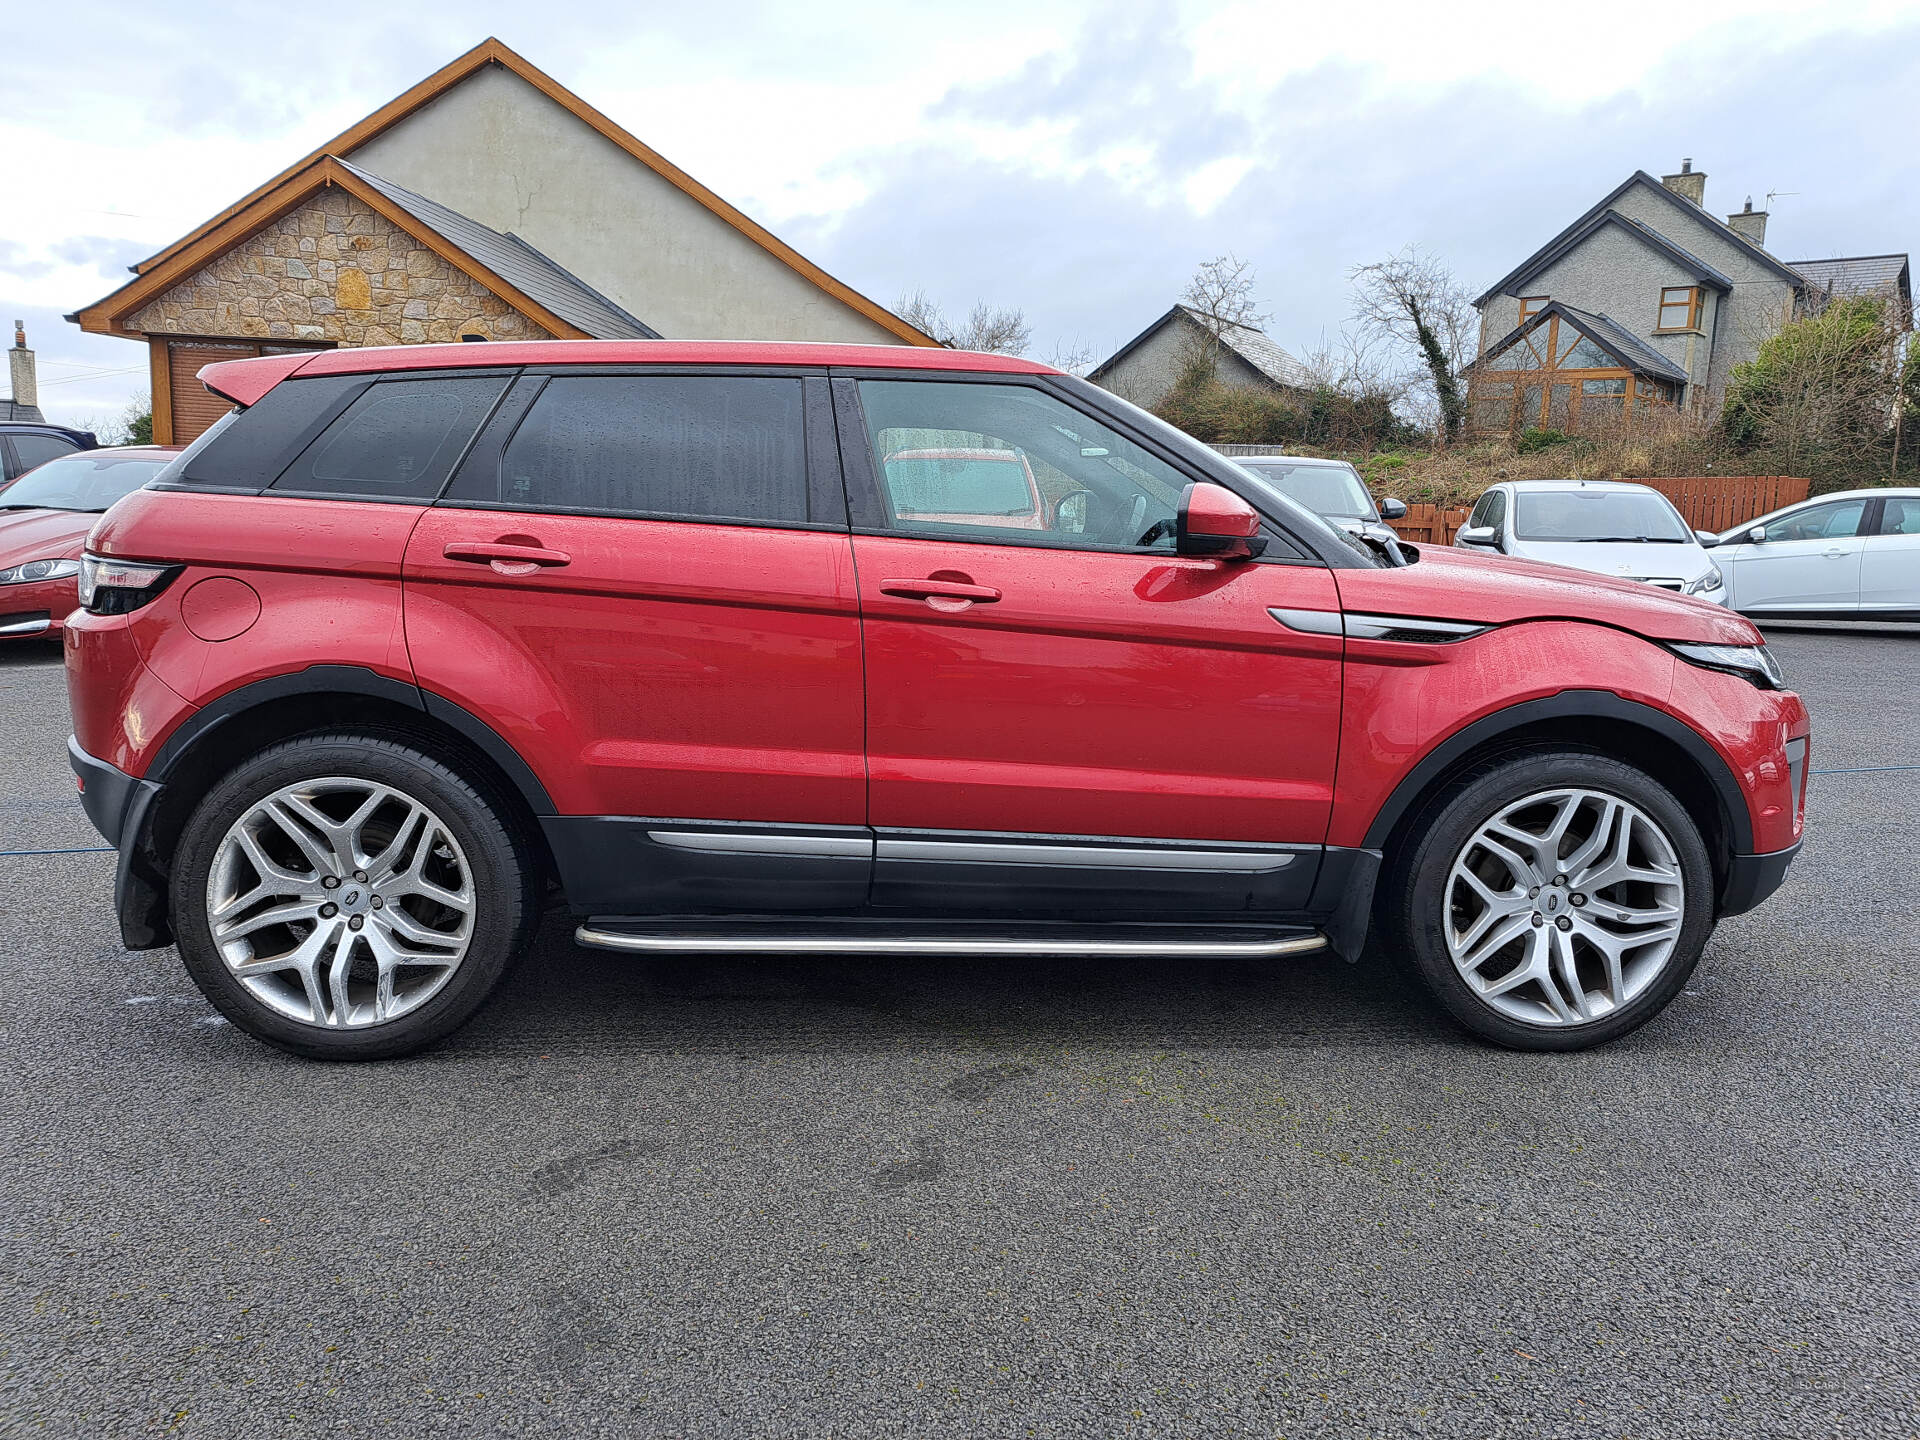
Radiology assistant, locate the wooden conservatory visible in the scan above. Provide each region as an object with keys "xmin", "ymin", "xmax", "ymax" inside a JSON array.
[{"xmin": 1467, "ymin": 300, "xmax": 1685, "ymax": 434}]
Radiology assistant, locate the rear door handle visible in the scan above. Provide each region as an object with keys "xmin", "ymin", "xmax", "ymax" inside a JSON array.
[
  {"xmin": 443, "ymin": 541, "xmax": 572, "ymax": 568},
  {"xmin": 878, "ymin": 577, "xmax": 1002, "ymax": 605}
]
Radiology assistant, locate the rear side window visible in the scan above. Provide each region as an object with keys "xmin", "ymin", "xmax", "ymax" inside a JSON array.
[
  {"xmin": 273, "ymin": 376, "xmax": 510, "ymax": 501},
  {"xmin": 177, "ymin": 375, "xmax": 365, "ymax": 490},
  {"xmin": 446, "ymin": 375, "xmax": 809, "ymax": 525}
]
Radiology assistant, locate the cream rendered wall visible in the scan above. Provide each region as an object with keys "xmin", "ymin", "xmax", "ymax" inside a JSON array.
[{"xmin": 348, "ymin": 64, "xmax": 903, "ymax": 344}]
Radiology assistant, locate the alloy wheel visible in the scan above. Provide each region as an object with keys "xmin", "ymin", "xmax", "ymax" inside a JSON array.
[
  {"xmin": 205, "ymin": 778, "xmax": 476, "ymax": 1028},
  {"xmin": 1443, "ymin": 787, "xmax": 1685, "ymax": 1027}
]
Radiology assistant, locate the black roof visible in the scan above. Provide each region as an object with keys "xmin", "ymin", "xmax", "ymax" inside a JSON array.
[
  {"xmin": 0, "ymin": 416, "xmax": 98, "ymax": 445},
  {"xmin": 1474, "ymin": 170, "xmax": 1802, "ymax": 308},
  {"xmin": 337, "ymin": 160, "xmax": 661, "ymax": 341}
]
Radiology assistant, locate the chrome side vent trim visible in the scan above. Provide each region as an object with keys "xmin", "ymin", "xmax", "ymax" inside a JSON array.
[{"xmin": 1267, "ymin": 607, "xmax": 1491, "ymax": 643}]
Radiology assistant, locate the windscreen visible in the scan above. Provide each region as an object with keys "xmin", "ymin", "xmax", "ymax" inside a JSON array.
[
  {"xmin": 0, "ymin": 454, "xmax": 173, "ymax": 512},
  {"xmin": 1513, "ymin": 489, "xmax": 1691, "ymax": 542},
  {"xmin": 1238, "ymin": 461, "xmax": 1375, "ymax": 519}
]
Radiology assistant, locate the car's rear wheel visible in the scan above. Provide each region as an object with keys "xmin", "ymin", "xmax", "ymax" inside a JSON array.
[
  {"xmin": 170, "ymin": 734, "xmax": 537, "ymax": 1060},
  {"xmin": 1390, "ymin": 750, "xmax": 1716, "ymax": 1050}
]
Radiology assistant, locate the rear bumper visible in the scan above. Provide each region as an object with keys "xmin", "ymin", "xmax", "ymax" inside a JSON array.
[
  {"xmin": 1720, "ymin": 839, "xmax": 1801, "ymax": 917},
  {"xmin": 68, "ymin": 736, "xmax": 172, "ymax": 950}
]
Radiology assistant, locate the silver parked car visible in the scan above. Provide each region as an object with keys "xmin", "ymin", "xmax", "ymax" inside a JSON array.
[
  {"xmin": 1229, "ymin": 454, "xmax": 1407, "ymax": 547},
  {"xmin": 1454, "ymin": 479, "xmax": 1727, "ymax": 603},
  {"xmin": 1711, "ymin": 488, "xmax": 1920, "ymax": 622}
]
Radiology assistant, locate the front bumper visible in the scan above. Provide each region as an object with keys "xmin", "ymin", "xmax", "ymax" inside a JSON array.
[
  {"xmin": 69, "ymin": 736, "xmax": 172, "ymax": 950},
  {"xmin": 1720, "ymin": 838, "xmax": 1802, "ymax": 916}
]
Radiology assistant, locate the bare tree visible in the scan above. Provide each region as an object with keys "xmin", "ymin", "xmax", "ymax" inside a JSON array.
[
  {"xmin": 1349, "ymin": 247, "xmax": 1473, "ymax": 444},
  {"xmin": 897, "ymin": 289, "xmax": 1033, "ymax": 355},
  {"xmin": 1180, "ymin": 255, "xmax": 1268, "ymax": 373}
]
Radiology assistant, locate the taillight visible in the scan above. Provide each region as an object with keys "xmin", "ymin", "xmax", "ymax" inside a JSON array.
[{"xmin": 77, "ymin": 554, "xmax": 181, "ymax": 616}]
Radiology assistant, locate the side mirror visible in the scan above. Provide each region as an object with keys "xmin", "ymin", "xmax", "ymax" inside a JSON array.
[
  {"xmin": 1378, "ymin": 496, "xmax": 1408, "ymax": 521},
  {"xmin": 1177, "ymin": 482, "xmax": 1267, "ymax": 560},
  {"xmin": 1746, "ymin": 525, "xmax": 1766, "ymax": 544},
  {"xmin": 1457, "ymin": 524, "xmax": 1499, "ymax": 548},
  {"xmin": 1694, "ymin": 529, "xmax": 1720, "ymax": 548}
]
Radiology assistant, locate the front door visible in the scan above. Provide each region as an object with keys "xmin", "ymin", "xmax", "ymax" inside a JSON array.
[
  {"xmin": 1724, "ymin": 496, "xmax": 1869, "ymax": 613},
  {"xmin": 403, "ymin": 370, "xmax": 870, "ymax": 912},
  {"xmin": 837, "ymin": 375, "xmax": 1344, "ymax": 915}
]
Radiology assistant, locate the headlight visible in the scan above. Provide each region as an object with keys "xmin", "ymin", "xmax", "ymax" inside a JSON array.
[
  {"xmin": 0, "ymin": 558, "xmax": 81, "ymax": 585},
  {"xmin": 77, "ymin": 554, "xmax": 180, "ymax": 615},
  {"xmin": 1668, "ymin": 641, "xmax": 1785, "ymax": 690},
  {"xmin": 1682, "ymin": 566, "xmax": 1725, "ymax": 596}
]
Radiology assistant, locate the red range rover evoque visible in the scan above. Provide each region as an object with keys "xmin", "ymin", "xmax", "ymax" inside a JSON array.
[{"xmin": 66, "ymin": 342, "xmax": 1808, "ymax": 1059}]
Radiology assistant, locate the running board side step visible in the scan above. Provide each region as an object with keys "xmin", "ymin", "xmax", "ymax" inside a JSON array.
[{"xmin": 574, "ymin": 918, "xmax": 1328, "ymax": 959}]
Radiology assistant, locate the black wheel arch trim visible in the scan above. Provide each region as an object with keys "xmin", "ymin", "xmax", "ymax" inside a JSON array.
[
  {"xmin": 146, "ymin": 664, "xmax": 557, "ymax": 816},
  {"xmin": 1360, "ymin": 690, "xmax": 1754, "ymax": 856}
]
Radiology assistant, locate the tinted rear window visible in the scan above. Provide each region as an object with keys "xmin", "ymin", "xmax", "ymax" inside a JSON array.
[
  {"xmin": 177, "ymin": 375, "xmax": 365, "ymax": 489},
  {"xmin": 272, "ymin": 376, "xmax": 511, "ymax": 501},
  {"xmin": 446, "ymin": 375, "xmax": 809, "ymax": 525}
]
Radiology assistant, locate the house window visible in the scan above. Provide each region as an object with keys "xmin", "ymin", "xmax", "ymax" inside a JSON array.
[
  {"xmin": 1518, "ymin": 296, "xmax": 1548, "ymax": 324},
  {"xmin": 1657, "ymin": 286, "xmax": 1701, "ymax": 332}
]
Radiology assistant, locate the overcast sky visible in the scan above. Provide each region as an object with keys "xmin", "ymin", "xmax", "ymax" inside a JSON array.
[{"xmin": 6, "ymin": 0, "xmax": 1919, "ymax": 430}]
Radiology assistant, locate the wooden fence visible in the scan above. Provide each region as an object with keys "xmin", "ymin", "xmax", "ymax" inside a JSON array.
[{"xmin": 1375, "ymin": 477, "xmax": 1810, "ymax": 545}]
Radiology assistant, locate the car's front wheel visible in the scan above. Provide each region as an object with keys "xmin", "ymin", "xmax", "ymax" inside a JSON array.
[
  {"xmin": 170, "ymin": 734, "xmax": 538, "ymax": 1060},
  {"xmin": 1390, "ymin": 750, "xmax": 1717, "ymax": 1050}
]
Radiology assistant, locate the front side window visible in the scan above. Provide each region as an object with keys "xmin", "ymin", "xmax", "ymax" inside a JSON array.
[
  {"xmin": 275, "ymin": 376, "xmax": 510, "ymax": 500},
  {"xmin": 1514, "ymin": 489, "xmax": 1691, "ymax": 543},
  {"xmin": 0, "ymin": 453, "xmax": 172, "ymax": 512},
  {"xmin": 450, "ymin": 375, "xmax": 810, "ymax": 525},
  {"xmin": 1761, "ymin": 499, "xmax": 1866, "ymax": 543},
  {"xmin": 1657, "ymin": 286, "xmax": 1701, "ymax": 332},
  {"xmin": 10, "ymin": 434, "xmax": 79, "ymax": 473},
  {"xmin": 1880, "ymin": 497, "xmax": 1920, "ymax": 536},
  {"xmin": 856, "ymin": 380, "xmax": 1191, "ymax": 551}
]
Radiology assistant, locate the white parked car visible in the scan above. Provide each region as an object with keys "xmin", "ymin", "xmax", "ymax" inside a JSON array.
[
  {"xmin": 1229, "ymin": 454, "xmax": 1407, "ymax": 549},
  {"xmin": 1454, "ymin": 480, "xmax": 1727, "ymax": 603},
  {"xmin": 1711, "ymin": 488, "xmax": 1920, "ymax": 622}
]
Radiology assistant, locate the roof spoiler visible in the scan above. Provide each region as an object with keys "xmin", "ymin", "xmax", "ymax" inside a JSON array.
[{"xmin": 198, "ymin": 350, "xmax": 317, "ymax": 407}]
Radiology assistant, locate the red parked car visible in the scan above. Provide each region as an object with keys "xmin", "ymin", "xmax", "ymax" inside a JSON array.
[
  {"xmin": 0, "ymin": 445, "xmax": 180, "ymax": 641},
  {"xmin": 65, "ymin": 342, "xmax": 1808, "ymax": 1060}
]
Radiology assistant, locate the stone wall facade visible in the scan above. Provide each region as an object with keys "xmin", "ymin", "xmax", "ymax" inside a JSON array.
[{"xmin": 127, "ymin": 187, "xmax": 554, "ymax": 347}]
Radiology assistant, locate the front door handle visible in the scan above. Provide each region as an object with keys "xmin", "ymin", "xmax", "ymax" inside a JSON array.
[
  {"xmin": 879, "ymin": 577, "xmax": 1003, "ymax": 607},
  {"xmin": 443, "ymin": 541, "xmax": 572, "ymax": 571},
  {"xmin": 1822, "ymin": 547, "xmax": 1849, "ymax": 559}
]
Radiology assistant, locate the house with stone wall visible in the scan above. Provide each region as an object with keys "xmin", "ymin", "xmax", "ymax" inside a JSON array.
[
  {"xmin": 69, "ymin": 38, "xmax": 936, "ymax": 443},
  {"xmin": 1467, "ymin": 159, "xmax": 1911, "ymax": 435}
]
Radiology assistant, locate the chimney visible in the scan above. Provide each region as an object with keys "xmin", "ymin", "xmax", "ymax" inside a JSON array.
[
  {"xmin": 7, "ymin": 321, "xmax": 37, "ymax": 413},
  {"xmin": 1661, "ymin": 157, "xmax": 1706, "ymax": 208},
  {"xmin": 1727, "ymin": 196, "xmax": 1769, "ymax": 248}
]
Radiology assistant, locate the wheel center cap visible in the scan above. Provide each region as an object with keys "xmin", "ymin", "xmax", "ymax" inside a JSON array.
[
  {"xmin": 1540, "ymin": 889, "xmax": 1563, "ymax": 916},
  {"xmin": 339, "ymin": 886, "xmax": 369, "ymax": 914}
]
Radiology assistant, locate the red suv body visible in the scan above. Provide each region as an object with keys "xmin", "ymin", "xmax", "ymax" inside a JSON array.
[{"xmin": 66, "ymin": 341, "xmax": 1808, "ymax": 1059}]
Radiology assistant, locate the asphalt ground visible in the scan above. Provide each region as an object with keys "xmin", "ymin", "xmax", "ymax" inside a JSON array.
[{"xmin": 1, "ymin": 628, "xmax": 1915, "ymax": 1439}]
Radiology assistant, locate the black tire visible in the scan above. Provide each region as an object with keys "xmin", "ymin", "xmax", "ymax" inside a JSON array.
[
  {"xmin": 169, "ymin": 733, "xmax": 538, "ymax": 1060},
  {"xmin": 1385, "ymin": 748, "xmax": 1717, "ymax": 1051}
]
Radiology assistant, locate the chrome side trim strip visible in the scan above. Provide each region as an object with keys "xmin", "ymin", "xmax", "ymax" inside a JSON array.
[
  {"xmin": 0, "ymin": 617, "xmax": 52, "ymax": 637},
  {"xmin": 647, "ymin": 830, "xmax": 873, "ymax": 858},
  {"xmin": 875, "ymin": 838, "xmax": 1298, "ymax": 872},
  {"xmin": 576, "ymin": 927, "xmax": 1329, "ymax": 959},
  {"xmin": 1267, "ymin": 606, "xmax": 1343, "ymax": 636},
  {"xmin": 1343, "ymin": 613, "xmax": 1490, "ymax": 643}
]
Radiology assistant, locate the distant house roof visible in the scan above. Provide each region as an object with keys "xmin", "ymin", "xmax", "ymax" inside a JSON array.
[
  {"xmin": 0, "ymin": 399, "xmax": 46, "ymax": 423},
  {"xmin": 1090, "ymin": 304, "xmax": 1312, "ymax": 391},
  {"xmin": 338, "ymin": 161, "xmax": 660, "ymax": 340},
  {"xmin": 1785, "ymin": 254, "xmax": 1913, "ymax": 313},
  {"xmin": 1474, "ymin": 170, "xmax": 1802, "ymax": 308},
  {"xmin": 1467, "ymin": 299, "xmax": 1690, "ymax": 385}
]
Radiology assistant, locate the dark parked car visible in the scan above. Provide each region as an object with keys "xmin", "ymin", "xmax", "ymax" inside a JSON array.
[{"xmin": 1, "ymin": 422, "xmax": 99, "ymax": 484}]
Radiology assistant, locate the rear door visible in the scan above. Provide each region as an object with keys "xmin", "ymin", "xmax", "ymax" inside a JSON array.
[
  {"xmin": 403, "ymin": 369, "xmax": 870, "ymax": 914},
  {"xmin": 1861, "ymin": 495, "xmax": 1920, "ymax": 614},
  {"xmin": 1723, "ymin": 496, "xmax": 1868, "ymax": 614},
  {"xmin": 836, "ymin": 374, "xmax": 1344, "ymax": 916}
]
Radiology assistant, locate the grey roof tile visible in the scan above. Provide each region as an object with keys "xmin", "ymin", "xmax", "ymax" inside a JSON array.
[
  {"xmin": 1786, "ymin": 254, "xmax": 1911, "ymax": 302},
  {"xmin": 1551, "ymin": 303, "xmax": 1691, "ymax": 383},
  {"xmin": 337, "ymin": 159, "xmax": 659, "ymax": 340},
  {"xmin": 1179, "ymin": 306, "xmax": 1312, "ymax": 389}
]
